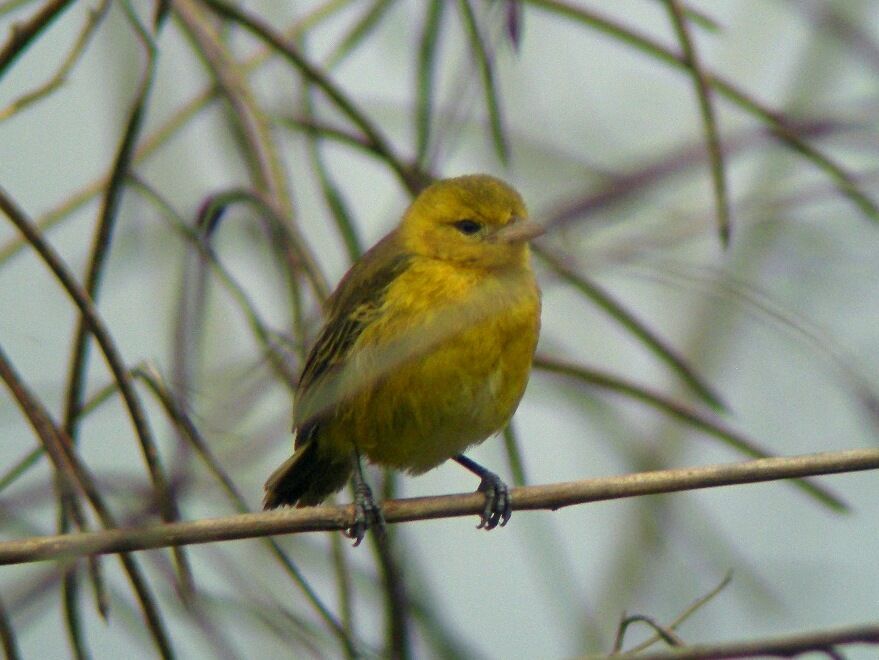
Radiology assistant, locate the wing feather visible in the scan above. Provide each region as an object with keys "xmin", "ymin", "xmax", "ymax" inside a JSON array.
[{"xmin": 294, "ymin": 239, "xmax": 410, "ymax": 445}]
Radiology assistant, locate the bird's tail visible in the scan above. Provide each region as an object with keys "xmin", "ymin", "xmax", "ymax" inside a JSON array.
[{"xmin": 263, "ymin": 441, "xmax": 352, "ymax": 509}]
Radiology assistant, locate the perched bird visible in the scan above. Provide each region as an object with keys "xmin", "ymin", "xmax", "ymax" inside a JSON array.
[{"xmin": 264, "ymin": 174, "xmax": 542, "ymax": 544}]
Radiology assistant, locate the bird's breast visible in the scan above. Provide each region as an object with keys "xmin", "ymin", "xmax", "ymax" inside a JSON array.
[{"xmin": 339, "ymin": 259, "xmax": 540, "ymax": 472}]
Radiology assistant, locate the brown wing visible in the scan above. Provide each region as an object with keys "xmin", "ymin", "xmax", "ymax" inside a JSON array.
[{"xmin": 294, "ymin": 236, "xmax": 410, "ymax": 446}]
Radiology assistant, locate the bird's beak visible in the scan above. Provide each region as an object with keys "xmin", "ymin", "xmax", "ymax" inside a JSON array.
[{"xmin": 495, "ymin": 217, "xmax": 545, "ymax": 243}]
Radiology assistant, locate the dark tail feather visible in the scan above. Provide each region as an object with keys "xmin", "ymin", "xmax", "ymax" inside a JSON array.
[{"xmin": 263, "ymin": 442, "xmax": 352, "ymax": 509}]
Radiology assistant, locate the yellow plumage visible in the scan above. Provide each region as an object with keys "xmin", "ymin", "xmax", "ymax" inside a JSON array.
[{"xmin": 264, "ymin": 174, "xmax": 541, "ymax": 539}]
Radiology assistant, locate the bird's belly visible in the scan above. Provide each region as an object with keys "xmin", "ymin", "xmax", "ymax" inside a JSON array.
[
  {"xmin": 352, "ymin": 315, "xmax": 536, "ymax": 473},
  {"xmin": 361, "ymin": 365, "xmax": 511, "ymax": 472}
]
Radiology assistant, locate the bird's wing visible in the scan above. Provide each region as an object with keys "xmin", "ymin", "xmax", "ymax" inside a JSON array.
[{"xmin": 294, "ymin": 238, "xmax": 411, "ymax": 443}]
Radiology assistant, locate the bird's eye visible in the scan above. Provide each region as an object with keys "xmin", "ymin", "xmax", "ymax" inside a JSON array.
[{"xmin": 453, "ymin": 219, "xmax": 482, "ymax": 235}]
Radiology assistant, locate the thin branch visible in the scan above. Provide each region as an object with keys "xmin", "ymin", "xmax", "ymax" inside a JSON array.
[
  {"xmin": 1, "ymin": 447, "xmax": 877, "ymax": 565},
  {"xmin": 0, "ymin": 590, "xmax": 20, "ymax": 660},
  {"xmin": 527, "ymin": 0, "xmax": 879, "ymax": 223},
  {"xmin": 60, "ymin": 2, "xmax": 193, "ymax": 611},
  {"xmin": 607, "ymin": 621, "xmax": 879, "ymax": 659},
  {"xmin": 0, "ymin": 190, "xmax": 183, "ymax": 525},
  {"xmin": 0, "ymin": 0, "xmax": 75, "ymax": 80},
  {"xmin": 620, "ymin": 571, "xmax": 733, "ymax": 655},
  {"xmin": 613, "ymin": 614, "xmax": 685, "ymax": 652},
  {"xmin": 0, "ymin": 4, "xmax": 343, "ymax": 265},
  {"xmin": 534, "ymin": 356, "xmax": 846, "ymax": 510},
  {"xmin": 534, "ymin": 247, "xmax": 726, "ymax": 412},
  {"xmin": 0, "ymin": 0, "xmax": 109, "ymax": 121},
  {"xmin": 173, "ymin": 0, "xmax": 313, "ymax": 345},
  {"xmin": 131, "ymin": 364, "xmax": 357, "ymax": 656},
  {"xmin": 0, "ymin": 344, "xmax": 174, "ymax": 656},
  {"xmin": 200, "ymin": 0, "xmax": 427, "ymax": 194},
  {"xmin": 415, "ymin": 0, "xmax": 445, "ymax": 169},
  {"xmin": 173, "ymin": 0, "xmax": 291, "ymax": 214},
  {"xmin": 541, "ymin": 117, "xmax": 852, "ymax": 232},
  {"xmin": 457, "ymin": 0, "xmax": 509, "ymax": 163},
  {"xmin": 663, "ymin": 0, "xmax": 731, "ymax": 247},
  {"xmin": 370, "ymin": 527, "xmax": 412, "ymax": 660},
  {"xmin": 197, "ymin": 186, "xmax": 331, "ymax": 303}
]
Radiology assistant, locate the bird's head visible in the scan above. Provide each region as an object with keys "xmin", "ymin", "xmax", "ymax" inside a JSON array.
[{"xmin": 399, "ymin": 174, "xmax": 543, "ymax": 269}]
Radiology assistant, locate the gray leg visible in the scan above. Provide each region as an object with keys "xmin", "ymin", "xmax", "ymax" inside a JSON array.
[
  {"xmin": 348, "ymin": 449, "xmax": 385, "ymax": 546},
  {"xmin": 453, "ymin": 455, "xmax": 512, "ymax": 530}
]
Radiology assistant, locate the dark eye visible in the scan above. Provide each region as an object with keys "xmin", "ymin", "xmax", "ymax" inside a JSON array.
[{"xmin": 453, "ymin": 219, "xmax": 482, "ymax": 235}]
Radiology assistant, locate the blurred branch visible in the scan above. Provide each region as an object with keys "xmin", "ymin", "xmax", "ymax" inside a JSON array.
[
  {"xmin": 174, "ymin": 0, "xmax": 291, "ymax": 215},
  {"xmin": 58, "ymin": 2, "xmax": 194, "ymax": 612},
  {"xmin": 458, "ymin": 0, "xmax": 509, "ymax": 164},
  {"xmin": 528, "ymin": 0, "xmax": 879, "ymax": 223},
  {"xmin": 0, "ymin": 188, "xmax": 184, "ymax": 528},
  {"xmin": 197, "ymin": 186, "xmax": 331, "ymax": 302},
  {"xmin": 41, "ymin": 357, "xmax": 358, "ymax": 655},
  {"xmin": 0, "ymin": 3, "xmax": 344, "ymax": 265},
  {"xmin": 0, "ymin": 0, "xmax": 75, "ymax": 80},
  {"xmin": 173, "ymin": 0, "xmax": 312, "ymax": 336},
  {"xmin": 0, "ymin": 0, "xmax": 109, "ymax": 121},
  {"xmin": 606, "ymin": 621, "xmax": 879, "ymax": 659},
  {"xmin": 616, "ymin": 571, "xmax": 733, "ymax": 655},
  {"xmin": 415, "ymin": 0, "xmax": 445, "ymax": 168},
  {"xmin": 534, "ymin": 247, "xmax": 726, "ymax": 411},
  {"xmin": 789, "ymin": 1, "xmax": 879, "ymax": 76},
  {"xmin": 614, "ymin": 615, "xmax": 685, "ymax": 651},
  {"xmin": 534, "ymin": 355, "xmax": 846, "ymax": 510},
  {"xmin": 0, "ymin": 591, "xmax": 20, "ymax": 660},
  {"xmin": 369, "ymin": 526, "xmax": 412, "ymax": 660},
  {"xmin": 542, "ymin": 118, "xmax": 855, "ymax": 231},
  {"xmin": 132, "ymin": 364, "xmax": 358, "ymax": 656},
  {"xmin": 323, "ymin": 0, "xmax": 395, "ymax": 68},
  {"xmin": 2, "ymin": 447, "xmax": 877, "ymax": 565},
  {"xmin": 200, "ymin": 0, "xmax": 428, "ymax": 194},
  {"xmin": 663, "ymin": 0, "xmax": 730, "ymax": 246},
  {"xmin": 131, "ymin": 177, "xmax": 302, "ymax": 387},
  {"xmin": 0, "ymin": 344, "xmax": 174, "ymax": 657}
]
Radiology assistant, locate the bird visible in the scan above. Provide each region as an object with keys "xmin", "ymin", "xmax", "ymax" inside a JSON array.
[{"xmin": 263, "ymin": 174, "xmax": 542, "ymax": 545}]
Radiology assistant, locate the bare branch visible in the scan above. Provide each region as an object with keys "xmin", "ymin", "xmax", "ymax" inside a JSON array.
[
  {"xmin": 607, "ymin": 621, "xmax": 879, "ymax": 659},
  {"xmin": 0, "ymin": 447, "xmax": 876, "ymax": 565}
]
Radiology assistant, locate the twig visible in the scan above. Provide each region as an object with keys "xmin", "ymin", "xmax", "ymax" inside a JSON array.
[
  {"xmin": 534, "ymin": 355, "xmax": 846, "ymax": 510},
  {"xmin": 664, "ymin": 0, "xmax": 731, "ymax": 246},
  {"xmin": 613, "ymin": 614, "xmax": 685, "ymax": 652},
  {"xmin": 0, "ymin": 1, "xmax": 109, "ymax": 121},
  {"xmin": 0, "ymin": 187, "xmax": 180, "ymax": 519},
  {"xmin": 0, "ymin": 344, "xmax": 174, "ymax": 656},
  {"xmin": 457, "ymin": 0, "xmax": 509, "ymax": 164},
  {"xmin": 0, "ymin": 0, "xmax": 75, "ymax": 80},
  {"xmin": 541, "ymin": 118, "xmax": 852, "ymax": 232},
  {"xmin": 534, "ymin": 247, "xmax": 726, "ymax": 412},
  {"xmin": 527, "ymin": 0, "xmax": 879, "ymax": 223},
  {"xmin": 173, "ymin": 0, "xmax": 316, "ymax": 349},
  {"xmin": 0, "ymin": 5, "xmax": 349, "ymax": 266},
  {"xmin": 200, "ymin": 0, "xmax": 425, "ymax": 194},
  {"xmin": 0, "ymin": 591, "xmax": 20, "ymax": 660},
  {"xmin": 1, "ymin": 447, "xmax": 877, "ymax": 565},
  {"xmin": 610, "ymin": 621, "xmax": 879, "ymax": 659},
  {"xmin": 619, "ymin": 571, "xmax": 733, "ymax": 654}
]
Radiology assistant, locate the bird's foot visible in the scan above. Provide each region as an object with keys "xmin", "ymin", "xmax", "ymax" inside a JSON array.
[
  {"xmin": 475, "ymin": 470, "xmax": 512, "ymax": 530},
  {"xmin": 346, "ymin": 481, "xmax": 385, "ymax": 546}
]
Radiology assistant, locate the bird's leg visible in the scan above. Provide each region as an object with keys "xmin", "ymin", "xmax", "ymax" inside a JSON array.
[
  {"xmin": 453, "ymin": 455, "xmax": 512, "ymax": 530},
  {"xmin": 347, "ymin": 448, "xmax": 385, "ymax": 546}
]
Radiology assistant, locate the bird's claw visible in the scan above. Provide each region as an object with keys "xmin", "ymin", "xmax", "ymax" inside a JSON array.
[
  {"xmin": 476, "ymin": 471, "xmax": 511, "ymax": 530},
  {"xmin": 346, "ymin": 481, "xmax": 385, "ymax": 546}
]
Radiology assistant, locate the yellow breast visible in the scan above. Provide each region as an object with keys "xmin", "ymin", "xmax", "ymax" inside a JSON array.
[{"xmin": 322, "ymin": 257, "xmax": 540, "ymax": 472}]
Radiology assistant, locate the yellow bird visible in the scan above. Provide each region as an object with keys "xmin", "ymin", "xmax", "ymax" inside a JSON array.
[{"xmin": 264, "ymin": 174, "xmax": 542, "ymax": 543}]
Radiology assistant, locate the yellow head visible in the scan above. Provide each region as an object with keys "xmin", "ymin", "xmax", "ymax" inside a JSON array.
[{"xmin": 399, "ymin": 174, "xmax": 542, "ymax": 269}]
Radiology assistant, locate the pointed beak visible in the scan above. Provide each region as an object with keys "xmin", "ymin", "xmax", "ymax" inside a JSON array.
[{"xmin": 495, "ymin": 217, "xmax": 545, "ymax": 243}]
